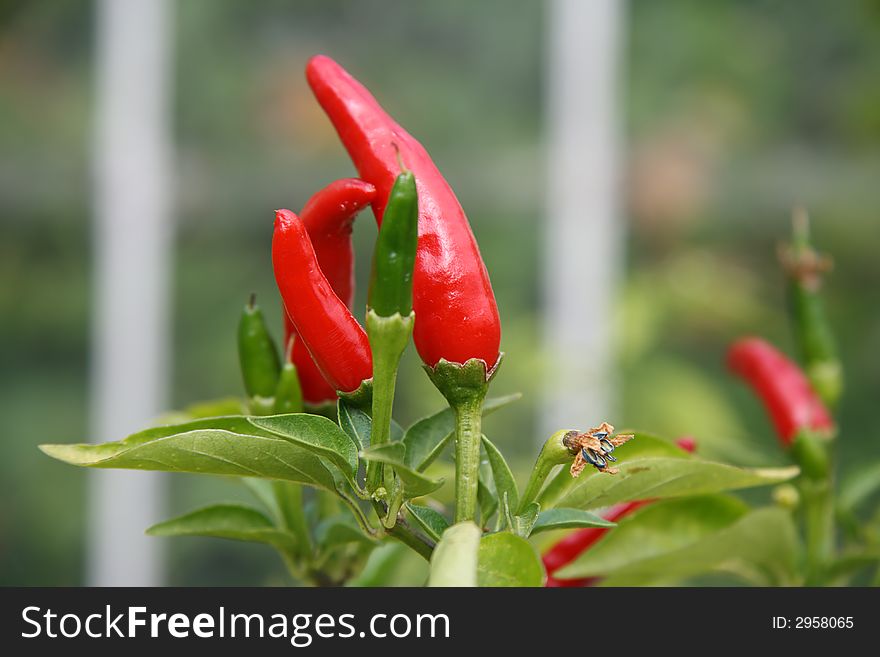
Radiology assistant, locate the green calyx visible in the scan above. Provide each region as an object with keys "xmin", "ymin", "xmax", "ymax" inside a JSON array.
[
  {"xmin": 423, "ymin": 355, "xmax": 503, "ymax": 407},
  {"xmin": 237, "ymin": 294, "xmax": 281, "ymax": 398},
  {"xmin": 790, "ymin": 429, "xmax": 831, "ymax": 480},
  {"xmin": 337, "ymin": 379, "xmax": 373, "ymax": 413},
  {"xmin": 368, "ymin": 170, "xmax": 419, "ymax": 318}
]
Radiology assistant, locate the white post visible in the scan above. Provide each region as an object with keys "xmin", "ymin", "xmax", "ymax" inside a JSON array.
[
  {"xmin": 89, "ymin": 0, "xmax": 174, "ymax": 586},
  {"xmin": 542, "ymin": 0, "xmax": 624, "ymax": 436}
]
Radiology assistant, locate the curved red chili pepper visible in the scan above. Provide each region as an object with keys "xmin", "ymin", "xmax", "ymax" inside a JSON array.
[
  {"xmin": 281, "ymin": 179, "xmax": 376, "ymax": 404},
  {"xmin": 305, "ymin": 55, "xmax": 501, "ymax": 370},
  {"xmin": 273, "ymin": 209, "xmax": 372, "ymax": 394},
  {"xmin": 727, "ymin": 337, "xmax": 833, "ymax": 446},
  {"xmin": 544, "ymin": 437, "xmax": 697, "ymax": 587}
]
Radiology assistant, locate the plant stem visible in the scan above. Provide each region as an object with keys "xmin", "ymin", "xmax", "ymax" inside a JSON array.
[
  {"xmin": 517, "ymin": 429, "xmax": 573, "ymax": 514},
  {"xmin": 370, "ymin": 499, "xmax": 435, "ymax": 560},
  {"xmin": 452, "ymin": 394, "xmax": 486, "ymax": 523},
  {"xmin": 365, "ymin": 311, "xmax": 413, "ymax": 494},
  {"xmin": 801, "ymin": 475, "xmax": 834, "ymax": 585},
  {"xmin": 272, "ymin": 481, "xmax": 311, "ymax": 558}
]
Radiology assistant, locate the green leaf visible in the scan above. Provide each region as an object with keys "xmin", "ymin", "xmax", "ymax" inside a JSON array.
[
  {"xmin": 248, "ymin": 413, "xmax": 358, "ymax": 483},
  {"xmin": 428, "ymin": 522, "xmax": 481, "ymax": 587},
  {"xmin": 601, "ymin": 508, "xmax": 798, "ymax": 586},
  {"xmin": 558, "ymin": 457, "xmax": 799, "ymax": 511},
  {"xmin": 556, "ymin": 495, "xmax": 748, "ymax": 578},
  {"xmin": 530, "ymin": 508, "xmax": 616, "ymax": 534},
  {"xmin": 40, "ymin": 416, "xmax": 339, "ymax": 491},
  {"xmin": 402, "ymin": 394, "xmax": 521, "ymax": 471},
  {"xmin": 513, "ymin": 502, "xmax": 540, "ymax": 538},
  {"xmin": 537, "ymin": 432, "xmax": 692, "ymax": 508},
  {"xmin": 478, "ymin": 478, "xmax": 498, "ymax": 529},
  {"xmin": 360, "ymin": 443, "xmax": 444, "ymax": 498},
  {"xmin": 146, "ymin": 504, "xmax": 295, "ymax": 552},
  {"xmin": 241, "ymin": 477, "xmax": 280, "ymax": 518},
  {"xmin": 406, "ymin": 504, "xmax": 450, "ymax": 542},
  {"xmin": 839, "ymin": 462, "xmax": 880, "ymax": 513},
  {"xmin": 481, "ymin": 435, "xmax": 519, "ymax": 512},
  {"xmin": 557, "ymin": 501, "xmax": 798, "ymax": 586},
  {"xmin": 314, "ymin": 515, "xmax": 376, "ymax": 549},
  {"xmin": 477, "ymin": 532, "xmax": 544, "ymax": 587},
  {"xmin": 337, "ymin": 400, "xmax": 372, "ymax": 451}
]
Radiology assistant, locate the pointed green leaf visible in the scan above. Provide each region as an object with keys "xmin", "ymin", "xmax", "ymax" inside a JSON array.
[
  {"xmin": 40, "ymin": 416, "xmax": 338, "ymax": 491},
  {"xmin": 477, "ymin": 532, "xmax": 544, "ymax": 587},
  {"xmin": 338, "ymin": 399, "xmax": 372, "ymax": 451},
  {"xmin": 530, "ymin": 508, "xmax": 616, "ymax": 534},
  {"xmin": 248, "ymin": 413, "xmax": 358, "ymax": 483},
  {"xmin": 402, "ymin": 394, "xmax": 522, "ymax": 471},
  {"xmin": 558, "ymin": 457, "xmax": 799, "ymax": 511},
  {"xmin": 406, "ymin": 504, "xmax": 450, "ymax": 542},
  {"xmin": 360, "ymin": 443, "xmax": 444, "ymax": 498},
  {"xmin": 513, "ymin": 502, "xmax": 540, "ymax": 538},
  {"xmin": 598, "ymin": 507, "xmax": 798, "ymax": 586},
  {"xmin": 481, "ymin": 435, "xmax": 519, "ymax": 512},
  {"xmin": 314, "ymin": 515, "xmax": 376, "ymax": 549},
  {"xmin": 429, "ymin": 522, "xmax": 481, "ymax": 587},
  {"xmin": 146, "ymin": 504, "xmax": 295, "ymax": 551},
  {"xmin": 556, "ymin": 495, "xmax": 748, "ymax": 579}
]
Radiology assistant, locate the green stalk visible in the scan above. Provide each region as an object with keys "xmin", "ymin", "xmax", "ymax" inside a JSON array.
[
  {"xmin": 518, "ymin": 429, "xmax": 574, "ymax": 514},
  {"xmin": 425, "ymin": 358, "xmax": 499, "ymax": 525},
  {"xmin": 272, "ymin": 481, "xmax": 311, "ymax": 559},
  {"xmin": 451, "ymin": 394, "xmax": 486, "ymax": 523},
  {"xmin": 365, "ymin": 310, "xmax": 413, "ymax": 494},
  {"xmin": 792, "ymin": 430, "xmax": 835, "ymax": 585}
]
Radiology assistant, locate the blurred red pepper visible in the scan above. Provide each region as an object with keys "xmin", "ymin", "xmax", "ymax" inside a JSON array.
[
  {"xmin": 543, "ymin": 437, "xmax": 696, "ymax": 587},
  {"xmin": 281, "ymin": 178, "xmax": 376, "ymax": 404},
  {"xmin": 273, "ymin": 209, "xmax": 372, "ymax": 394},
  {"xmin": 305, "ymin": 55, "xmax": 501, "ymax": 370},
  {"xmin": 727, "ymin": 337, "xmax": 833, "ymax": 446}
]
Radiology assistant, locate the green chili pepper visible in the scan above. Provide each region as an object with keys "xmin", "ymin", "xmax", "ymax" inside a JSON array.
[
  {"xmin": 237, "ymin": 293, "xmax": 281, "ymax": 399},
  {"xmin": 273, "ymin": 338, "xmax": 304, "ymax": 414},
  {"xmin": 780, "ymin": 209, "xmax": 842, "ymax": 409},
  {"xmin": 368, "ymin": 169, "xmax": 418, "ymax": 318}
]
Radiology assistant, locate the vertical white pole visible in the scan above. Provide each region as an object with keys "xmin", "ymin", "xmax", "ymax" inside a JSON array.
[
  {"xmin": 90, "ymin": 0, "xmax": 173, "ymax": 586},
  {"xmin": 542, "ymin": 0, "xmax": 624, "ymax": 436}
]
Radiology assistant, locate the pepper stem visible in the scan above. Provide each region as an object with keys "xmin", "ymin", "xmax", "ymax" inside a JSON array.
[
  {"xmin": 517, "ymin": 429, "xmax": 575, "ymax": 514},
  {"xmin": 424, "ymin": 357, "xmax": 501, "ymax": 524},
  {"xmin": 365, "ymin": 309, "xmax": 414, "ymax": 494}
]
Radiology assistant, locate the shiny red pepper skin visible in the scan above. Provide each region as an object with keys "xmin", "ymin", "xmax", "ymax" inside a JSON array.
[
  {"xmin": 305, "ymin": 55, "xmax": 501, "ymax": 369},
  {"xmin": 727, "ymin": 337, "xmax": 833, "ymax": 446},
  {"xmin": 543, "ymin": 437, "xmax": 697, "ymax": 587},
  {"xmin": 282, "ymin": 179, "xmax": 376, "ymax": 404},
  {"xmin": 273, "ymin": 209, "xmax": 372, "ymax": 394}
]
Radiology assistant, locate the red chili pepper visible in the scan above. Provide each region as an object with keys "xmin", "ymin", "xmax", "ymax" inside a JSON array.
[
  {"xmin": 305, "ymin": 55, "xmax": 501, "ymax": 369},
  {"xmin": 727, "ymin": 337, "xmax": 833, "ymax": 446},
  {"xmin": 281, "ymin": 179, "xmax": 376, "ymax": 404},
  {"xmin": 273, "ymin": 209, "xmax": 372, "ymax": 394},
  {"xmin": 543, "ymin": 437, "xmax": 697, "ymax": 587}
]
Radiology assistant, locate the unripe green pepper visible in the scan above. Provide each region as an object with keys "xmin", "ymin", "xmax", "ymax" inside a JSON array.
[
  {"xmin": 237, "ymin": 294, "xmax": 281, "ymax": 399},
  {"xmin": 273, "ymin": 338, "xmax": 304, "ymax": 414},
  {"xmin": 368, "ymin": 169, "xmax": 419, "ymax": 318}
]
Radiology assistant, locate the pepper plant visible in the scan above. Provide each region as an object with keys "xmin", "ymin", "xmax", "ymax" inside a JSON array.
[{"xmin": 40, "ymin": 57, "xmax": 877, "ymax": 587}]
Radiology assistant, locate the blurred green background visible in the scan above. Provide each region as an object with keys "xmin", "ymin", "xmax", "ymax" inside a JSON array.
[{"xmin": 1, "ymin": 0, "xmax": 878, "ymax": 585}]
